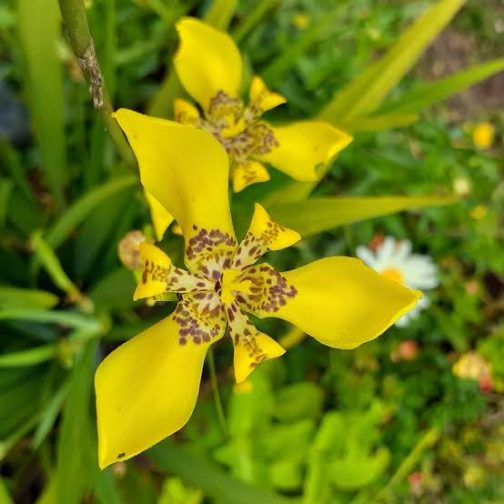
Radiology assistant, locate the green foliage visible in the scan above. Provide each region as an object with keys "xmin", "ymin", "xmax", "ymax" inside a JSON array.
[
  {"xmin": 319, "ymin": 0, "xmax": 468, "ymax": 124},
  {"xmin": 268, "ymin": 195, "xmax": 456, "ymax": 237},
  {"xmin": 0, "ymin": 0, "xmax": 502, "ymax": 502},
  {"xmin": 17, "ymin": 0, "xmax": 67, "ymax": 208}
]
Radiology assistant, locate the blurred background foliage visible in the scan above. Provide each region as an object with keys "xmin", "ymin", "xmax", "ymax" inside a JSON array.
[{"xmin": 0, "ymin": 0, "xmax": 503, "ymax": 502}]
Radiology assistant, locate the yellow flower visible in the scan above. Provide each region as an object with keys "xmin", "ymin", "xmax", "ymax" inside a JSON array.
[
  {"xmin": 95, "ymin": 110, "xmax": 420, "ymax": 468},
  {"xmin": 293, "ymin": 12, "xmax": 310, "ymax": 29},
  {"xmin": 472, "ymin": 122, "xmax": 495, "ymax": 150},
  {"xmin": 470, "ymin": 204, "xmax": 488, "ymax": 220},
  {"xmin": 173, "ymin": 17, "xmax": 352, "ymax": 192},
  {"xmin": 147, "ymin": 18, "xmax": 352, "ymax": 240}
]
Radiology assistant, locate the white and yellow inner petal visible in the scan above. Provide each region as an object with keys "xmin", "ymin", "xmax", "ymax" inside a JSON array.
[
  {"xmin": 232, "ymin": 203, "xmax": 300, "ymax": 269},
  {"xmin": 248, "ymin": 76, "xmax": 286, "ymax": 116},
  {"xmin": 232, "ymin": 161, "xmax": 270, "ymax": 193},
  {"xmin": 234, "ymin": 262, "xmax": 298, "ymax": 314},
  {"xmin": 134, "ymin": 242, "xmax": 212, "ymax": 301},
  {"xmin": 173, "ymin": 293, "xmax": 226, "ymax": 346},
  {"xmin": 225, "ymin": 300, "xmax": 285, "ymax": 383},
  {"xmin": 185, "ymin": 226, "xmax": 238, "ymax": 277},
  {"xmin": 174, "ymin": 98, "xmax": 201, "ymax": 125}
]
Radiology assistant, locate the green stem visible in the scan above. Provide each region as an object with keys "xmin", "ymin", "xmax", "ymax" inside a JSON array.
[
  {"xmin": 57, "ymin": 0, "xmax": 134, "ymax": 166},
  {"xmin": 207, "ymin": 348, "xmax": 228, "ymax": 438},
  {"xmin": 232, "ymin": 0, "xmax": 279, "ymax": 43},
  {"xmin": 374, "ymin": 426, "xmax": 440, "ymax": 502},
  {"xmin": 31, "ymin": 231, "xmax": 90, "ymax": 309}
]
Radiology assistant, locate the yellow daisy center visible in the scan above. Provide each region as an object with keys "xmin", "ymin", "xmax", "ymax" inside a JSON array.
[{"xmin": 381, "ymin": 267, "xmax": 405, "ymax": 285}]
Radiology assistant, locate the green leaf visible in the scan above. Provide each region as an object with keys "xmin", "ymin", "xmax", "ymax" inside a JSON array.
[
  {"xmin": 89, "ymin": 268, "xmax": 137, "ymax": 311},
  {"xmin": 341, "ymin": 112, "xmax": 418, "ymax": 133},
  {"xmin": 0, "ymin": 287, "xmax": 58, "ymax": 310},
  {"xmin": 32, "ymin": 382, "xmax": 70, "ymax": 448},
  {"xmin": 329, "ymin": 448, "xmax": 390, "ymax": 490},
  {"xmin": 17, "ymin": 0, "xmax": 67, "ymax": 208},
  {"xmin": 267, "ymin": 195, "xmax": 457, "ymax": 237},
  {"xmin": 0, "ymin": 309, "xmax": 101, "ymax": 332},
  {"xmin": 55, "ymin": 343, "xmax": 96, "ymax": 504},
  {"xmin": 44, "ymin": 175, "xmax": 137, "ymax": 250},
  {"xmin": 158, "ymin": 478, "xmax": 203, "ymax": 504},
  {"xmin": 262, "ymin": 7, "xmax": 347, "ymax": 84},
  {"xmin": 0, "ymin": 477, "xmax": 13, "ymax": 504},
  {"xmin": 319, "ymin": 0, "xmax": 467, "ymax": 123},
  {"xmin": 0, "ymin": 178, "xmax": 13, "ymax": 227},
  {"xmin": 273, "ymin": 383, "xmax": 324, "ymax": 422},
  {"xmin": 204, "ymin": 0, "xmax": 237, "ymax": 30},
  {"xmin": 381, "ymin": 58, "xmax": 504, "ymax": 115},
  {"xmin": 232, "ymin": 0, "xmax": 280, "ymax": 44},
  {"xmin": 149, "ymin": 442, "xmax": 291, "ymax": 504},
  {"xmin": 31, "ymin": 232, "xmax": 81, "ymax": 300},
  {"xmin": 0, "ymin": 345, "xmax": 56, "ymax": 368}
]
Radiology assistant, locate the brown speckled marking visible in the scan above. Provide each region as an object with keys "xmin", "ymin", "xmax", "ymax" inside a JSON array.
[
  {"xmin": 173, "ymin": 294, "xmax": 225, "ymax": 345},
  {"xmin": 232, "ymin": 217, "xmax": 293, "ymax": 269},
  {"xmin": 176, "ymin": 89, "xmax": 279, "ymax": 169},
  {"xmin": 226, "ymin": 301, "xmax": 271, "ymax": 369},
  {"xmin": 137, "ymin": 221, "xmax": 297, "ymax": 352},
  {"xmin": 236, "ymin": 264, "xmax": 297, "ymax": 313}
]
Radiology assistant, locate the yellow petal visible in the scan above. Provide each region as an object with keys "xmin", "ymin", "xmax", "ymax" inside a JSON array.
[
  {"xmin": 174, "ymin": 17, "xmax": 242, "ymax": 110},
  {"xmin": 113, "ymin": 109, "xmax": 235, "ymax": 247},
  {"xmin": 226, "ymin": 301, "xmax": 285, "ymax": 383},
  {"xmin": 232, "ymin": 206, "xmax": 300, "ymax": 268},
  {"xmin": 249, "ymin": 76, "xmax": 286, "ymax": 114},
  {"xmin": 134, "ymin": 242, "xmax": 172, "ymax": 300},
  {"xmin": 256, "ymin": 257, "xmax": 421, "ymax": 349},
  {"xmin": 145, "ymin": 191, "xmax": 174, "ymax": 241},
  {"xmin": 134, "ymin": 243, "xmax": 212, "ymax": 300},
  {"xmin": 234, "ymin": 331, "xmax": 285, "ymax": 383},
  {"xmin": 232, "ymin": 161, "xmax": 270, "ymax": 192},
  {"xmin": 95, "ymin": 313, "xmax": 217, "ymax": 469},
  {"xmin": 247, "ymin": 203, "xmax": 300, "ymax": 251},
  {"xmin": 173, "ymin": 98, "xmax": 200, "ymax": 125},
  {"xmin": 259, "ymin": 121, "xmax": 353, "ymax": 180}
]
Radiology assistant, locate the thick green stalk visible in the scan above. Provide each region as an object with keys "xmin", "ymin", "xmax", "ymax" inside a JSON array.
[{"xmin": 57, "ymin": 0, "xmax": 134, "ymax": 166}]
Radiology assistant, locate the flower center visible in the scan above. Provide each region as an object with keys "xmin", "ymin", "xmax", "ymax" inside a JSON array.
[
  {"xmin": 220, "ymin": 268, "xmax": 252, "ymax": 304},
  {"xmin": 205, "ymin": 91, "xmax": 278, "ymax": 164},
  {"xmin": 381, "ymin": 267, "xmax": 405, "ymax": 285}
]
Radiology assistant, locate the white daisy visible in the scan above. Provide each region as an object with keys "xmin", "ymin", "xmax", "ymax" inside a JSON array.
[{"xmin": 356, "ymin": 236, "xmax": 438, "ymax": 327}]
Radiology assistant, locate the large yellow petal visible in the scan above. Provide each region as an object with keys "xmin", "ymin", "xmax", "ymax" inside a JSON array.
[
  {"xmin": 144, "ymin": 191, "xmax": 174, "ymax": 241},
  {"xmin": 259, "ymin": 121, "xmax": 353, "ymax": 181},
  {"xmin": 174, "ymin": 17, "xmax": 242, "ymax": 110},
  {"xmin": 255, "ymin": 257, "xmax": 421, "ymax": 349},
  {"xmin": 95, "ymin": 312, "xmax": 222, "ymax": 469},
  {"xmin": 113, "ymin": 109, "xmax": 235, "ymax": 247}
]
